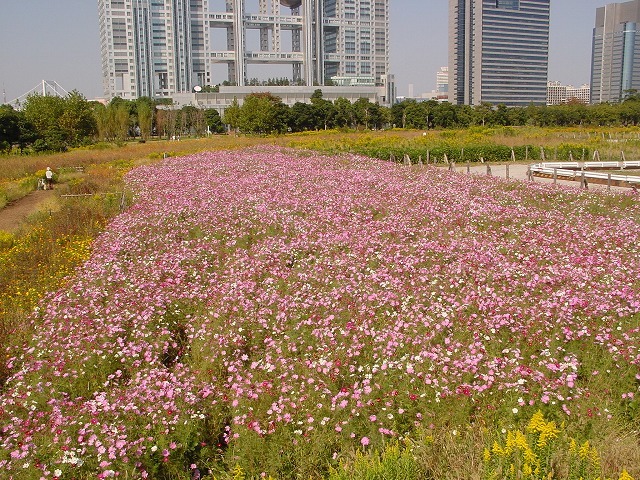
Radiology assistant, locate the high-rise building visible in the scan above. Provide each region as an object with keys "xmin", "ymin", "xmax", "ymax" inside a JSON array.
[
  {"xmin": 448, "ymin": 0, "xmax": 550, "ymax": 107},
  {"xmin": 547, "ymin": 81, "xmax": 591, "ymax": 105},
  {"xmin": 98, "ymin": 0, "xmax": 389, "ymax": 100},
  {"xmin": 591, "ymin": 0, "xmax": 640, "ymax": 104},
  {"xmin": 436, "ymin": 66, "xmax": 449, "ymax": 100}
]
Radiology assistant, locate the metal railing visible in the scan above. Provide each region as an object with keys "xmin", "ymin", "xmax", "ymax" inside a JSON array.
[{"xmin": 528, "ymin": 161, "xmax": 640, "ymax": 188}]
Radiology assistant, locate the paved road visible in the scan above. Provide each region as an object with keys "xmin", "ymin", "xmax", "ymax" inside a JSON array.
[{"xmin": 445, "ymin": 163, "xmax": 631, "ymax": 193}]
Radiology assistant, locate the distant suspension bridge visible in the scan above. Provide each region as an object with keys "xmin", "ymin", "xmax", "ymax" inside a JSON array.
[{"xmin": 4, "ymin": 80, "xmax": 69, "ymax": 109}]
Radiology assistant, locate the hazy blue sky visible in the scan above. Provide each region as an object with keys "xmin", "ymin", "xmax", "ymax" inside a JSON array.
[{"xmin": 0, "ymin": 1, "xmax": 609, "ymax": 102}]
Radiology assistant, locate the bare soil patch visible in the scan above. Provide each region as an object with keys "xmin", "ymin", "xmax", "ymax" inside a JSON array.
[{"xmin": 0, "ymin": 190, "xmax": 58, "ymax": 233}]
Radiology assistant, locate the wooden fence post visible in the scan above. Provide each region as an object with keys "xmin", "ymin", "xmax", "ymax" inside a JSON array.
[{"xmin": 581, "ymin": 172, "xmax": 588, "ymax": 189}]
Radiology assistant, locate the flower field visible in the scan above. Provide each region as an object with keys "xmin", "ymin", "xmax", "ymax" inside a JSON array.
[{"xmin": 1, "ymin": 147, "xmax": 639, "ymax": 479}]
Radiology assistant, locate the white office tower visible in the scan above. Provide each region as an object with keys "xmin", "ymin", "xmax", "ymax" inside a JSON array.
[{"xmin": 98, "ymin": 0, "xmax": 389, "ymax": 99}]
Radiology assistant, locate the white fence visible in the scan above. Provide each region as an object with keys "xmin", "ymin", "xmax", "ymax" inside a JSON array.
[{"xmin": 529, "ymin": 161, "xmax": 640, "ymax": 187}]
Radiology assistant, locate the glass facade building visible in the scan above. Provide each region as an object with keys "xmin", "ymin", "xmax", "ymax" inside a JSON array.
[
  {"xmin": 591, "ymin": 0, "xmax": 640, "ymax": 104},
  {"xmin": 448, "ymin": 0, "xmax": 550, "ymax": 106}
]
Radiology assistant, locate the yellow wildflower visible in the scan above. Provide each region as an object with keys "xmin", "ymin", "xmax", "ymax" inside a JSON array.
[
  {"xmin": 526, "ymin": 410, "xmax": 546, "ymax": 434},
  {"xmin": 619, "ymin": 469, "xmax": 635, "ymax": 480},
  {"xmin": 569, "ymin": 438, "xmax": 578, "ymax": 454},
  {"xmin": 579, "ymin": 441, "xmax": 591, "ymax": 460},
  {"xmin": 483, "ymin": 447, "xmax": 491, "ymax": 463}
]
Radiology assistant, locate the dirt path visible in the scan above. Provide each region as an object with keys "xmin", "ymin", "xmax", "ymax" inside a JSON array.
[{"xmin": 0, "ymin": 190, "xmax": 58, "ymax": 233}]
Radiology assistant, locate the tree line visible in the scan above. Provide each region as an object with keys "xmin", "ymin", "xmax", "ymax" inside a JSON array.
[
  {"xmin": 0, "ymin": 93, "xmax": 226, "ymax": 154},
  {"xmin": 4, "ymin": 89, "xmax": 640, "ymax": 153}
]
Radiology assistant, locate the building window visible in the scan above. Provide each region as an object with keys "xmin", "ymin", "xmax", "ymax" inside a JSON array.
[{"xmin": 495, "ymin": 0, "xmax": 519, "ymax": 9}]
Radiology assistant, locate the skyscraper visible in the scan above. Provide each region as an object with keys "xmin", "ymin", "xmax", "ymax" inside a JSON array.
[
  {"xmin": 591, "ymin": 0, "xmax": 640, "ymax": 104},
  {"xmin": 98, "ymin": 0, "xmax": 389, "ymax": 100},
  {"xmin": 448, "ymin": 0, "xmax": 550, "ymax": 107}
]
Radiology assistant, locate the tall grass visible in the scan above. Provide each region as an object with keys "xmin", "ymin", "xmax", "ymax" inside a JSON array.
[{"xmin": 0, "ymin": 135, "xmax": 271, "ymax": 182}]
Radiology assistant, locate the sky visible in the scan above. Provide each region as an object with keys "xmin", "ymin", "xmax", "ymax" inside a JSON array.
[{"xmin": 0, "ymin": 0, "xmax": 609, "ymax": 103}]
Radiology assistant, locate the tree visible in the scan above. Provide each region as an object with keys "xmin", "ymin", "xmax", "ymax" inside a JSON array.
[
  {"xmin": 204, "ymin": 109, "xmax": 226, "ymax": 134},
  {"xmin": 237, "ymin": 93, "xmax": 289, "ymax": 134},
  {"xmin": 620, "ymin": 95, "xmax": 640, "ymax": 125},
  {"xmin": 473, "ymin": 102, "xmax": 494, "ymax": 126},
  {"xmin": 22, "ymin": 94, "xmax": 65, "ymax": 135},
  {"xmin": 93, "ymin": 98, "xmax": 134, "ymax": 142},
  {"xmin": 433, "ymin": 102, "xmax": 458, "ymax": 128},
  {"xmin": 590, "ymin": 103, "xmax": 618, "ymax": 126},
  {"xmin": 0, "ymin": 105, "xmax": 21, "ymax": 153},
  {"xmin": 136, "ymin": 97, "xmax": 154, "ymax": 140},
  {"xmin": 333, "ymin": 97, "xmax": 355, "ymax": 128},
  {"xmin": 390, "ymin": 100, "xmax": 409, "ymax": 128},
  {"xmin": 353, "ymin": 98, "xmax": 374, "ymax": 129},
  {"xmin": 454, "ymin": 104, "xmax": 473, "ymax": 128},
  {"xmin": 156, "ymin": 108, "xmax": 178, "ymax": 139},
  {"xmin": 32, "ymin": 125, "xmax": 67, "ymax": 153},
  {"xmin": 223, "ymin": 97, "xmax": 241, "ymax": 132},
  {"xmin": 180, "ymin": 105, "xmax": 207, "ymax": 136},
  {"xmin": 403, "ymin": 101, "xmax": 428, "ymax": 129},
  {"xmin": 112, "ymin": 100, "xmax": 133, "ymax": 141},
  {"xmin": 289, "ymin": 102, "xmax": 316, "ymax": 132},
  {"xmin": 58, "ymin": 91, "xmax": 97, "ymax": 146},
  {"xmin": 492, "ymin": 104, "xmax": 509, "ymax": 126},
  {"xmin": 92, "ymin": 102, "xmax": 110, "ymax": 141},
  {"xmin": 310, "ymin": 89, "xmax": 336, "ymax": 130},
  {"xmin": 368, "ymin": 102, "xmax": 390, "ymax": 130},
  {"xmin": 506, "ymin": 106, "xmax": 528, "ymax": 126}
]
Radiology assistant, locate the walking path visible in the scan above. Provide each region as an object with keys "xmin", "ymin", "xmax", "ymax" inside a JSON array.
[
  {"xmin": 0, "ymin": 190, "xmax": 57, "ymax": 234},
  {"xmin": 449, "ymin": 163, "xmax": 631, "ymax": 192}
]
